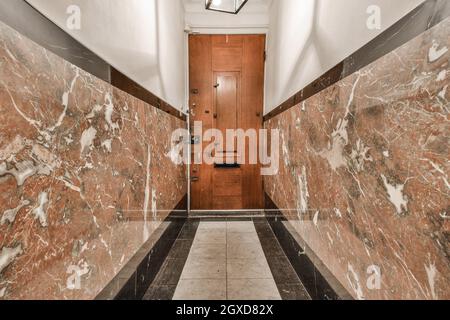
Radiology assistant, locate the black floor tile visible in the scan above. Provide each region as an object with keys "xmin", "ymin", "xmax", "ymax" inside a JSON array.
[
  {"xmin": 115, "ymin": 272, "xmax": 137, "ymax": 300},
  {"xmin": 177, "ymin": 221, "xmax": 199, "ymax": 240},
  {"xmin": 143, "ymin": 285, "xmax": 177, "ymax": 300},
  {"xmin": 266, "ymin": 256, "xmax": 302, "ymax": 285},
  {"xmin": 152, "ymin": 258, "xmax": 187, "ymax": 286},
  {"xmin": 254, "ymin": 219, "xmax": 311, "ymax": 300},
  {"xmin": 167, "ymin": 240, "xmax": 194, "ymax": 259},
  {"xmin": 266, "ymin": 214, "xmax": 345, "ymax": 300},
  {"xmin": 278, "ymin": 283, "xmax": 311, "ymax": 301},
  {"xmin": 143, "ymin": 219, "xmax": 198, "ymax": 300}
]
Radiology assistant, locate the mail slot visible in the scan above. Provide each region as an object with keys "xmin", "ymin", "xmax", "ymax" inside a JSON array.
[{"xmin": 214, "ymin": 163, "xmax": 240, "ymax": 169}]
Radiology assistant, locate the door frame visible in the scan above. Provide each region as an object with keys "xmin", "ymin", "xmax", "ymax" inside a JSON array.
[{"xmin": 186, "ymin": 32, "xmax": 268, "ymax": 213}]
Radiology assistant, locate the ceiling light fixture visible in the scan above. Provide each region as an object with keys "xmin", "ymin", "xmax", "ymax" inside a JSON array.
[{"xmin": 205, "ymin": 0, "xmax": 249, "ymax": 14}]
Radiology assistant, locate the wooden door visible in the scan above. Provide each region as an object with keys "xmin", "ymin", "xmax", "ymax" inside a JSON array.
[{"xmin": 189, "ymin": 35, "xmax": 265, "ymax": 210}]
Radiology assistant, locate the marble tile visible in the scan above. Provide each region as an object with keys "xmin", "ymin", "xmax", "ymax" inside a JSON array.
[
  {"xmin": 227, "ymin": 242, "xmax": 265, "ymax": 260},
  {"xmin": 227, "ymin": 259, "xmax": 272, "ymax": 279},
  {"xmin": 143, "ymin": 285, "xmax": 177, "ymax": 301},
  {"xmin": 167, "ymin": 240, "xmax": 194, "ymax": 260},
  {"xmin": 227, "ymin": 279, "xmax": 281, "ymax": 301},
  {"xmin": 277, "ymin": 284, "xmax": 311, "ymax": 301},
  {"xmin": 264, "ymin": 18, "xmax": 450, "ymax": 300},
  {"xmin": 181, "ymin": 257, "xmax": 226, "ymax": 280},
  {"xmin": 198, "ymin": 221, "xmax": 227, "ymax": 230},
  {"xmin": 190, "ymin": 243, "xmax": 227, "ymax": 260},
  {"xmin": 227, "ymin": 221, "xmax": 256, "ymax": 233},
  {"xmin": 0, "ymin": 20, "xmax": 187, "ymax": 300},
  {"xmin": 265, "ymin": 256, "xmax": 301, "ymax": 285},
  {"xmin": 177, "ymin": 221, "xmax": 200, "ymax": 240},
  {"xmin": 152, "ymin": 259, "xmax": 187, "ymax": 286},
  {"xmin": 173, "ymin": 279, "xmax": 227, "ymax": 300},
  {"xmin": 227, "ymin": 232, "xmax": 259, "ymax": 245},
  {"xmin": 194, "ymin": 229, "xmax": 227, "ymax": 244}
]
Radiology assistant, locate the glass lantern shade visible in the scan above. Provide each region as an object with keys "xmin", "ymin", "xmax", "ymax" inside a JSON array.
[{"xmin": 205, "ymin": 0, "xmax": 249, "ymax": 14}]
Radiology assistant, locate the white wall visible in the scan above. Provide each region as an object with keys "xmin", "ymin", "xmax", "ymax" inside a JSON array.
[
  {"xmin": 26, "ymin": 0, "xmax": 187, "ymax": 112},
  {"xmin": 264, "ymin": 0, "xmax": 425, "ymax": 114}
]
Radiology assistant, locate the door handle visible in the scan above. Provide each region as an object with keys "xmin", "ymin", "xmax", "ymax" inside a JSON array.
[
  {"xmin": 213, "ymin": 113, "xmax": 217, "ymax": 119},
  {"xmin": 214, "ymin": 84, "xmax": 219, "ymax": 88}
]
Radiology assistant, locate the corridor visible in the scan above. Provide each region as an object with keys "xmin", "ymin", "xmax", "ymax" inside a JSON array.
[
  {"xmin": 0, "ymin": 0, "xmax": 449, "ymax": 305},
  {"xmin": 144, "ymin": 219, "xmax": 310, "ymax": 300}
]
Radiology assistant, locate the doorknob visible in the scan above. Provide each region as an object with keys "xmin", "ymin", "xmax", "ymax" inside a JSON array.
[
  {"xmin": 256, "ymin": 112, "xmax": 261, "ymax": 117},
  {"xmin": 214, "ymin": 84, "xmax": 219, "ymax": 88},
  {"xmin": 213, "ymin": 113, "xmax": 218, "ymax": 119}
]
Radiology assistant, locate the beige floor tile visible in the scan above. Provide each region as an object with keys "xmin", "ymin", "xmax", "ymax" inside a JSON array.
[
  {"xmin": 198, "ymin": 221, "xmax": 227, "ymax": 230},
  {"xmin": 227, "ymin": 259, "xmax": 272, "ymax": 279},
  {"xmin": 181, "ymin": 257, "xmax": 226, "ymax": 280},
  {"xmin": 227, "ymin": 221, "xmax": 256, "ymax": 233},
  {"xmin": 227, "ymin": 279, "xmax": 281, "ymax": 300},
  {"xmin": 190, "ymin": 243, "xmax": 226, "ymax": 259},
  {"xmin": 227, "ymin": 232, "xmax": 259, "ymax": 245},
  {"xmin": 173, "ymin": 279, "xmax": 227, "ymax": 300},
  {"xmin": 194, "ymin": 229, "xmax": 227, "ymax": 244},
  {"xmin": 227, "ymin": 242, "xmax": 265, "ymax": 259}
]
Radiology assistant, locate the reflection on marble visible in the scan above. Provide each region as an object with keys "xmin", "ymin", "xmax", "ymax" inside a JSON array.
[
  {"xmin": 264, "ymin": 18, "xmax": 449, "ymax": 300},
  {"xmin": 0, "ymin": 21, "xmax": 186, "ymax": 299}
]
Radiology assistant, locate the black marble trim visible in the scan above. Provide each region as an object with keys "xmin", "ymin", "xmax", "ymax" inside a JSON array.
[
  {"xmin": 95, "ymin": 195, "xmax": 188, "ymax": 300},
  {"xmin": 264, "ymin": 194, "xmax": 354, "ymax": 300},
  {"xmin": 254, "ymin": 219, "xmax": 311, "ymax": 301},
  {"xmin": 263, "ymin": 0, "xmax": 450, "ymax": 122},
  {"xmin": 0, "ymin": 0, "xmax": 186, "ymax": 122},
  {"xmin": 110, "ymin": 68, "xmax": 187, "ymax": 121},
  {"xmin": 143, "ymin": 220, "xmax": 199, "ymax": 300},
  {"xmin": 0, "ymin": 0, "xmax": 111, "ymax": 82}
]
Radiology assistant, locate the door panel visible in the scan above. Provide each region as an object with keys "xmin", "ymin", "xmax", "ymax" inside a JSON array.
[
  {"xmin": 212, "ymin": 47, "xmax": 242, "ymax": 71},
  {"xmin": 189, "ymin": 34, "xmax": 265, "ymax": 210},
  {"xmin": 214, "ymin": 72, "xmax": 240, "ymax": 156}
]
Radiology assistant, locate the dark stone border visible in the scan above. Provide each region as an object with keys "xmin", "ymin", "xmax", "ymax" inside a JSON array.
[
  {"xmin": 264, "ymin": 0, "xmax": 450, "ymax": 122},
  {"xmin": 264, "ymin": 194, "xmax": 354, "ymax": 300},
  {"xmin": 95, "ymin": 195, "xmax": 188, "ymax": 300},
  {"xmin": 0, "ymin": 0, "xmax": 110, "ymax": 82},
  {"xmin": 110, "ymin": 68, "xmax": 186, "ymax": 121},
  {"xmin": 254, "ymin": 219, "xmax": 311, "ymax": 300},
  {"xmin": 0, "ymin": 0, "xmax": 186, "ymax": 121},
  {"xmin": 143, "ymin": 220, "xmax": 199, "ymax": 300}
]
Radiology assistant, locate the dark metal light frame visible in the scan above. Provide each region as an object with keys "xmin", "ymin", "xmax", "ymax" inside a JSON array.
[{"xmin": 205, "ymin": 0, "xmax": 249, "ymax": 15}]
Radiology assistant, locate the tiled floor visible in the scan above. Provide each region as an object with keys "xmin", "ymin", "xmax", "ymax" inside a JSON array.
[
  {"xmin": 143, "ymin": 218, "xmax": 311, "ymax": 301},
  {"xmin": 173, "ymin": 221, "xmax": 281, "ymax": 300}
]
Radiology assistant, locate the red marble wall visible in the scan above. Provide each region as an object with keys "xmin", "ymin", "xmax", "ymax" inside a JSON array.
[
  {"xmin": 0, "ymin": 21, "xmax": 186, "ymax": 299},
  {"xmin": 265, "ymin": 18, "xmax": 449, "ymax": 300}
]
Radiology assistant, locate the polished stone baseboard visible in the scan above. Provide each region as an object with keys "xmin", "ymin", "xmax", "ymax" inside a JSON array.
[
  {"xmin": 142, "ymin": 220, "xmax": 199, "ymax": 300},
  {"xmin": 96, "ymin": 195, "xmax": 188, "ymax": 300},
  {"xmin": 254, "ymin": 220, "xmax": 311, "ymax": 300},
  {"xmin": 264, "ymin": 194, "xmax": 354, "ymax": 300}
]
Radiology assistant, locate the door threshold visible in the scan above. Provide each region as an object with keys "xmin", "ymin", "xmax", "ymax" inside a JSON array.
[{"xmin": 189, "ymin": 209, "xmax": 266, "ymax": 218}]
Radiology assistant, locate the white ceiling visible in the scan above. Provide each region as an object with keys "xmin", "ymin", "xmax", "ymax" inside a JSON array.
[
  {"xmin": 183, "ymin": 0, "xmax": 271, "ymax": 34},
  {"xmin": 183, "ymin": 0, "xmax": 273, "ymax": 13}
]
